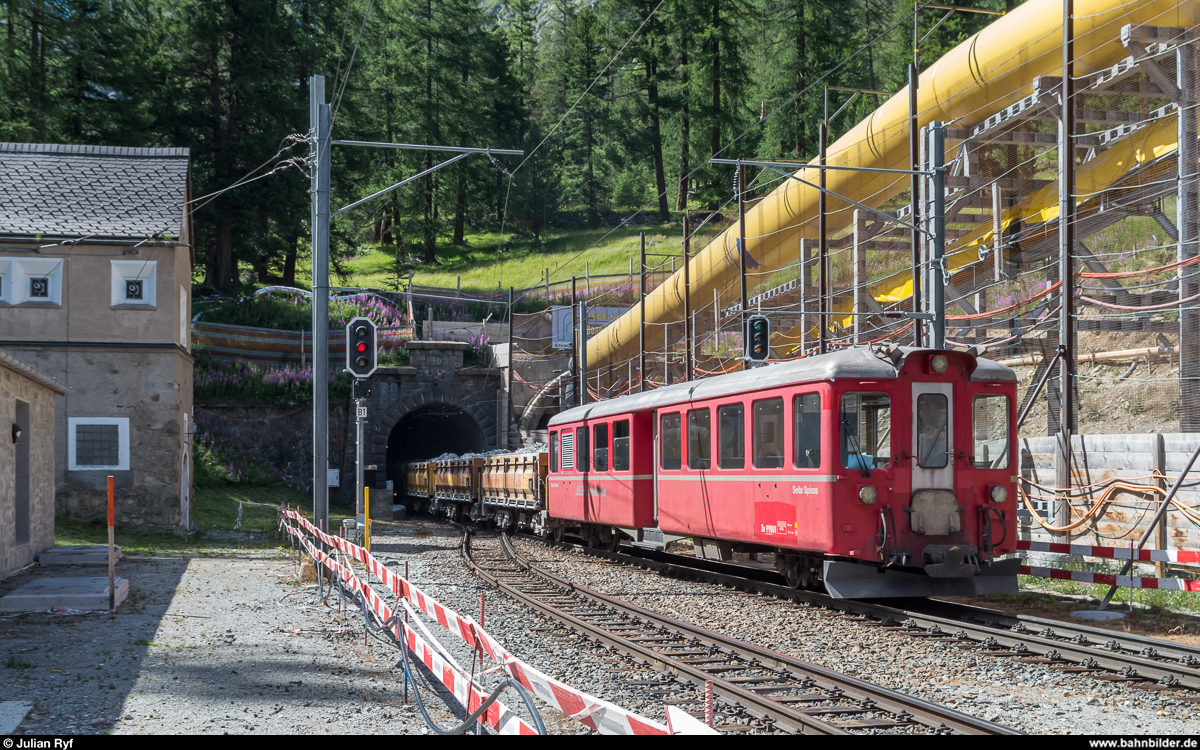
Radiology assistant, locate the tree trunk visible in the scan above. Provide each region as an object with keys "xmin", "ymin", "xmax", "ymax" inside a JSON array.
[
  {"xmin": 423, "ymin": 0, "xmax": 436, "ymax": 265},
  {"xmin": 675, "ymin": 46, "xmax": 690, "ymax": 212},
  {"xmin": 390, "ymin": 191, "xmax": 402, "ymax": 248},
  {"xmin": 648, "ymin": 57, "xmax": 669, "ymax": 223},
  {"xmin": 454, "ymin": 171, "xmax": 466, "ymax": 245},
  {"xmin": 423, "ymin": 152, "xmax": 435, "ymax": 264},
  {"xmin": 795, "ymin": 0, "xmax": 806, "ymax": 156},
  {"xmin": 710, "ymin": 3, "xmax": 721, "ymax": 159},
  {"xmin": 283, "ymin": 231, "xmax": 298, "ymax": 286},
  {"xmin": 496, "ymin": 172, "xmax": 504, "ymax": 225},
  {"xmin": 209, "ymin": 220, "xmax": 235, "ymax": 293}
]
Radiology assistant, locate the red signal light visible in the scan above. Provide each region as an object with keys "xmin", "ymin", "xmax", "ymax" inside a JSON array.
[{"xmin": 357, "ymin": 343, "xmax": 367, "ymax": 352}]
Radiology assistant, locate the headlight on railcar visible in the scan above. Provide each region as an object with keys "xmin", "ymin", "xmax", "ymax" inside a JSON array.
[
  {"xmin": 990, "ymin": 485, "xmax": 1007, "ymax": 503},
  {"xmin": 930, "ymin": 354, "xmax": 949, "ymax": 373},
  {"xmin": 858, "ymin": 486, "xmax": 878, "ymax": 504}
]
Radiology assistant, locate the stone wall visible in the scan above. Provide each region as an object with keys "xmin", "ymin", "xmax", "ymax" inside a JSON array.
[
  {"xmin": 194, "ymin": 402, "xmax": 351, "ymax": 494},
  {"xmin": 0, "ymin": 361, "xmax": 56, "ymax": 576},
  {"xmin": 197, "ymin": 341, "xmax": 515, "ymax": 507},
  {"xmin": 9, "ymin": 345, "xmax": 193, "ymax": 534}
]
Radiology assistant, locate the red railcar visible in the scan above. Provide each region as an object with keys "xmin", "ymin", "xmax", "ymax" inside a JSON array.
[{"xmin": 546, "ymin": 347, "xmax": 1019, "ymax": 598}]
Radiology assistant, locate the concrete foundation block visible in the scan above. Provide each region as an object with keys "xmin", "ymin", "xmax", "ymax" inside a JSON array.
[
  {"xmin": 38, "ymin": 544, "xmax": 123, "ymax": 566},
  {"xmin": 0, "ymin": 577, "xmax": 129, "ymax": 612}
]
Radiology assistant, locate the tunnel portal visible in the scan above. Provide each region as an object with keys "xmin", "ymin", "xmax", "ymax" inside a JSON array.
[{"xmin": 385, "ymin": 402, "xmax": 486, "ymax": 483}]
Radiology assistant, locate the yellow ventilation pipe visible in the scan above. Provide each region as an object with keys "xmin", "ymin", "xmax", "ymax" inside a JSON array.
[{"xmin": 587, "ymin": 0, "xmax": 1196, "ymax": 371}]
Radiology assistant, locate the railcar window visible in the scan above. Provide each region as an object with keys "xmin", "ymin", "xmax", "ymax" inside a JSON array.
[
  {"xmin": 593, "ymin": 423, "xmax": 609, "ymax": 471},
  {"xmin": 753, "ymin": 398, "xmax": 785, "ymax": 468},
  {"xmin": 561, "ymin": 430, "xmax": 575, "ymax": 471},
  {"xmin": 718, "ymin": 404, "xmax": 745, "ymax": 469},
  {"xmin": 793, "ymin": 393, "xmax": 822, "ymax": 469},
  {"xmin": 576, "ymin": 427, "xmax": 590, "ymax": 473},
  {"xmin": 841, "ymin": 393, "xmax": 890, "ymax": 471},
  {"xmin": 660, "ymin": 413, "xmax": 681, "ymax": 470},
  {"xmin": 688, "ymin": 409, "xmax": 712, "ymax": 470},
  {"xmin": 613, "ymin": 420, "xmax": 630, "ymax": 471},
  {"xmin": 916, "ymin": 394, "xmax": 949, "ymax": 468},
  {"xmin": 550, "ymin": 431, "xmax": 559, "ymax": 473},
  {"xmin": 973, "ymin": 395, "xmax": 1010, "ymax": 469}
]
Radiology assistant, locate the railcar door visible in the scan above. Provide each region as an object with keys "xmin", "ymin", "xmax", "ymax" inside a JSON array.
[{"xmin": 910, "ymin": 381, "xmax": 957, "ymax": 535}]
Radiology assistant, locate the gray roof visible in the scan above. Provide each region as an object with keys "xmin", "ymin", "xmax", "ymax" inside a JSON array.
[
  {"xmin": 550, "ymin": 347, "xmax": 1016, "ymax": 425},
  {"xmin": 0, "ymin": 142, "xmax": 189, "ymax": 241}
]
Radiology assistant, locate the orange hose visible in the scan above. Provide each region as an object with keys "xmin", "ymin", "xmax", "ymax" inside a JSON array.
[{"xmin": 1020, "ymin": 478, "xmax": 1200, "ymax": 533}]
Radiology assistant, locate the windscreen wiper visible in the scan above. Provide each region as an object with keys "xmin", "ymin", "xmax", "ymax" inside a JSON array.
[{"xmin": 841, "ymin": 417, "xmax": 871, "ymax": 479}]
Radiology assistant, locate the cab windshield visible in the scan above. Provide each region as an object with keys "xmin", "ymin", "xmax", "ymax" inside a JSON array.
[{"xmin": 841, "ymin": 393, "xmax": 891, "ymax": 472}]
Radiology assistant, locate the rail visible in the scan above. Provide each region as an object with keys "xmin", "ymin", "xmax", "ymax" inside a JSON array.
[
  {"xmin": 538, "ymin": 538, "xmax": 1200, "ymax": 693},
  {"xmin": 465, "ymin": 530, "xmax": 1020, "ymax": 735}
]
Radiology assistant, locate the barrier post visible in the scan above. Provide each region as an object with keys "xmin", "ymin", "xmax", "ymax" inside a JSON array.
[
  {"xmin": 404, "ymin": 560, "xmax": 410, "ymax": 704},
  {"xmin": 365, "ymin": 487, "xmax": 371, "ymax": 555},
  {"xmin": 704, "ymin": 681, "xmax": 713, "ymax": 727},
  {"xmin": 107, "ymin": 475, "xmax": 115, "ymax": 612}
]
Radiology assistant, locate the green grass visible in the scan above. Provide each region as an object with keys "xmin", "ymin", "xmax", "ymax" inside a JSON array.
[
  {"xmin": 1019, "ymin": 574, "xmax": 1200, "ymax": 615},
  {"xmin": 55, "ymin": 476, "xmax": 352, "ymax": 555},
  {"xmin": 286, "ymin": 219, "xmax": 725, "ymax": 295}
]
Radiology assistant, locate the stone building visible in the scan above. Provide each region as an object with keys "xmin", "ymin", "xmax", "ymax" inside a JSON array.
[
  {"xmin": 0, "ymin": 347, "xmax": 62, "ymax": 576},
  {"xmin": 0, "ymin": 143, "xmax": 194, "ymax": 534}
]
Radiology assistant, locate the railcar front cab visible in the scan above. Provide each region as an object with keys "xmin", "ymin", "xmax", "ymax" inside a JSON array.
[{"xmin": 822, "ymin": 348, "xmax": 1020, "ymax": 599}]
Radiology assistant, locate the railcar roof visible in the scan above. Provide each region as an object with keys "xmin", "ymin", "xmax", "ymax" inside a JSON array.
[{"xmin": 550, "ymin": 347, "xmax": 1015, "ymax": 425}]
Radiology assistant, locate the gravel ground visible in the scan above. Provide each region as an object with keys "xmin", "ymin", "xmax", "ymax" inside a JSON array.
[
  {"xmin": 360, "ymin": 522, "xmax": 683, "ymax": 733},
  {"xmin": 0, "ymin": 546, "xmax": 491, "ymax": 735},
  {"xmin": 5, "ymin": 518, "xmax": 1197, "ymax": 736},
  {"xmin": 510, "ymin": 535, "xmax": 1200, "ymax": 735}
]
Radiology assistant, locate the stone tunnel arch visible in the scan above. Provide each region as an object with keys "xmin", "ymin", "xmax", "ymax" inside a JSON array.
[{"xmin": 384, "ymin": 401, "xmax": 487, "ymax": 484}]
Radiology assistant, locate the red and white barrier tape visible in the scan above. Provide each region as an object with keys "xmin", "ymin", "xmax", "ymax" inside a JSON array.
[
  {"xmin": 1018, "ymin": 540, "xmax": 1200, "ymax": 565},
  {"xmin": 1019, "ymin": 565, "xmax": 1200, "ymax": 592},
  {"xmin": 280, "ymin": 510, "xmax": 673, "ymax": 735},
  {"xmin": 298, "ymin": 535, "xmax": 538, "ymax": 734}
]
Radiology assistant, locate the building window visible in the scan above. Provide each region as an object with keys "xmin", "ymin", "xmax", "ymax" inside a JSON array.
[
  {"xmin": 110, "ymin": 260, "xmax": 157, "ymax": 308},
  {"xmin": 0, "ymin": 258, "xmax": 64, "ymax": 306},
  {"xmin": 68, "ymin": 417, "xmax": 130, "ymax": 471}
]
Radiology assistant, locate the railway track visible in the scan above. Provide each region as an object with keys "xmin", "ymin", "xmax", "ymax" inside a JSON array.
[
  {"xmin": 461, "ymin": 528, "xmax": 1021, "ymax": 735},
  {"xmin": 536, "ymin": 538, "xmax": 1200, "ymax": 695}
]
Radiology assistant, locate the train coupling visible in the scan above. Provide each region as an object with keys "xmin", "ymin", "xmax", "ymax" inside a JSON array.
[{"xmin": 923, "ymin": 544, "xmax": 979, "ymax": 578}]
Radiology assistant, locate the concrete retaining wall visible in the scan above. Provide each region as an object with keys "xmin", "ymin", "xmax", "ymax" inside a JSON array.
[{"xmin": 1019, "ymin": 433, "xmax": 1199, "ymax": 563}]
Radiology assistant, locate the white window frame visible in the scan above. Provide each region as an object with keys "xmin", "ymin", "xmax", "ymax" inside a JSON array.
[
  {"xmin": 110, "ymin": 260, "xmax": 157, "ymax": 309},
  {"xmin": 68, "ymin": 417, "xmax": 130, "ymax": 471},
  {"xmin": 180, "ymin": 285, "xmax": 188, "ymax": 347},
  {"xmin": 1, "ymin": 258, "xmax": 64, "ymax": 306},
  {"xmin": 0, "ymin": 260, "xmax": 9, "ymax": 305}
]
